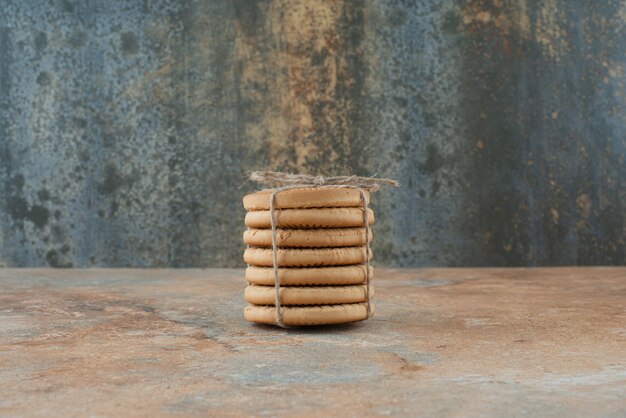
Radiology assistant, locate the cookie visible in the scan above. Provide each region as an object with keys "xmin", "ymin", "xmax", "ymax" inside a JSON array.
[
  {"xmin": 244, "ymin": 302, "xmax": 375, "ymax": 326},
  {"xmin": 245, "ymin": 265, "xmax": 373, "ymax": 286},
  {"xmin": 244, "ymin": 246, "xmax": 372, "ymax": 267},
  {"xmin": 243, "ymin": 187, "xmax": 370, "ymax": 210},
  {"xmin": 245, "ymin": 284, "xmax": 373, "ymax": 306},
  {"xmin": 244, "ymin": 207, "xmax": 374, "ymax": 229},
  {"xmin": 243, "ymin": 227, "xmax": 372, "ymax": 248}
]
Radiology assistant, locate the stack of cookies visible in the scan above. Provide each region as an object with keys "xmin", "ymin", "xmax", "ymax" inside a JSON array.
[{"xmin": 242, "ymin": 187, "xmax": 375, "ymax": 326}]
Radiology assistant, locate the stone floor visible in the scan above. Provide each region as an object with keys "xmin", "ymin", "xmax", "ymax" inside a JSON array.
[{"xmin": 1, "ymin": 268, "xmax": 625, "ymax": 417}]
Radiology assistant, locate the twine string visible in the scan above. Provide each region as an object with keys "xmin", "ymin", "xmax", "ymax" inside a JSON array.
[
  {"xmin": 359, "ymin": 188, "xmax": 371, "ymax": 319},
  {"xmin": 268, "ymin": 191, "xmax": 286, "ymax": 327},
  {"xmin": 250, "ymin": 171, "xmax": 398, "ymax": 192}
]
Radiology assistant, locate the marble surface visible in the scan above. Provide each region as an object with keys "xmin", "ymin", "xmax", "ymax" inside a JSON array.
[{"xmin": 1, "ymin": 267, "xmax": 625, "ymax": 417}]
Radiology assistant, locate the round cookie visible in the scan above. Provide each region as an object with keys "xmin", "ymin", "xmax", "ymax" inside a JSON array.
[
  {"xmin": 245, "ymin": 284, "xmax": 374, "ymax": 306},
  {"xmin": 243, "ymin": 227, "xmax": 372, "ymax": 248},
  {"xmin": 244, "ymin": 207, "xmax": 374, "ymax": 229},
  {"xmin": 243, "ymin": 187, "xmax": 370, "ymax": 210},
  {"xmin": 245, "ymin": 265, "xmax": 373, "ymax": 286},
  {"xmin": 244, "ymin": 302, "xmax": 375, "ymax": 326},
  {"xmin": 244, "ymin": 246, "xmax": 372, "ymax": 267}
]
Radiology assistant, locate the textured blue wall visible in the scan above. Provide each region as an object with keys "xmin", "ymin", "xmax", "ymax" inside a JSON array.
[{"xmin": 0, "ymin": 0, "xmax": 624, "ymax": 267}]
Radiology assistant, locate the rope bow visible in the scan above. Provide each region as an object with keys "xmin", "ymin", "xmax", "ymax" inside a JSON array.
[{"xmin": 249, "ymin": 171, "xmax": 398, "ymax": 192}]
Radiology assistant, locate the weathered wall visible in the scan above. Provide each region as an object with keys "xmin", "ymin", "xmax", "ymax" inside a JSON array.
[{"xmin": 0, "ymin": 0, "xmax": 624, "ymax": 267}]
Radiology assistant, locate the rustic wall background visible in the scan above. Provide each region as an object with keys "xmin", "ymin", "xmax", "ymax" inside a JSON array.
[{"xmin": 0, "ymin": 0, "xmax": 624, "ymax": 268}]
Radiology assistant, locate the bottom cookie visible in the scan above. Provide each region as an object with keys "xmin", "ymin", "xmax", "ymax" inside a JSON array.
[{"xmin": 244, "ymin": 302, "xmax": 375, "ymax": 326}]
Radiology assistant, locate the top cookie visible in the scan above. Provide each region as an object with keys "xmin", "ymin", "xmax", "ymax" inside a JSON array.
[{"xmin": 243, "ymin": 187, "xmax": 370, "ymax": 210}]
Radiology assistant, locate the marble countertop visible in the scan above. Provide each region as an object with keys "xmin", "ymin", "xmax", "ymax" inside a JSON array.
[{"xmin": 1, "ymin": 267, "xmax": 625, "ymax": 417}]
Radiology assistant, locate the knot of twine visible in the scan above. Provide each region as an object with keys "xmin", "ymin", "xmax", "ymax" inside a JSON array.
[
  {"xmin": 250, "ymin": 171, "xmax": 399, "ymax": 192},
  {"xmin": 249, "ymin": 171, "xmax": 398, "ymax": 328}
]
